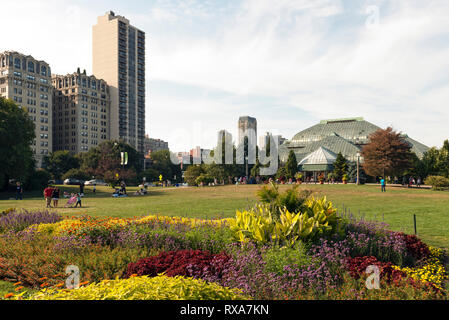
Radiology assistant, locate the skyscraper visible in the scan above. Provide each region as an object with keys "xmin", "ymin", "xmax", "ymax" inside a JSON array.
[{"xmin": 92, "ymin": 11, "xmax": 146, "ymax": 153}]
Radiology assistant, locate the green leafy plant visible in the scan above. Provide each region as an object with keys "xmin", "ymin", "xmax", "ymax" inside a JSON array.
[
  {"xmin": 229, "ymin": 197, "xmax": 342, "ymax": 247},
  {"xmin": 256, "ymin": 182, "xmax": 312, "ymax": 217}
]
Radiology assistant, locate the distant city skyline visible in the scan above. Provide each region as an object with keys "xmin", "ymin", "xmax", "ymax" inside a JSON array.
[{"xmin": 1, "ymin": 0, "xmax": 449, "ymax": 152}]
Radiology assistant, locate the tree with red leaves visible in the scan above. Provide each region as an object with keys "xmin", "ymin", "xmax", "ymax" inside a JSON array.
[{"xmin": 362, "ymin": 127, "xmax": 413, "ymax": 178}]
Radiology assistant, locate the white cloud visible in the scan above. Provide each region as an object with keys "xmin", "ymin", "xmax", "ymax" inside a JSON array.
[
  {"xmin": 146, "ymin": 0, "xmax": 449, "ymax": 148},
  {"xmin": 1, "ymin": 0, "xmax": 448, "ymax": 151}
]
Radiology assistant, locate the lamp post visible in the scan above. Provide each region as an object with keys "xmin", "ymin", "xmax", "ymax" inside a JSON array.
[
  {"xmin": 356, "ymin": 152, "xmax": 361, "ymax": 186},
  {"xmin": 245, "ymin": 155, "xmax": 249, "ymax": 180}
]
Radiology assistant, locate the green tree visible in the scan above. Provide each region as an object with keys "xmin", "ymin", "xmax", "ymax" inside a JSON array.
[
  {"xmin": 184, "ymin": 165, "xmax": 204, "ymax": 186},
  {"xmin": 62, "ymin": 168, "xmax": 91, "ymax": 182},
  {"xmin": 204, "ymin": 164, "xmax": 226, "ymax": 183},
  {"xmin": 43, "ymin": 151, "xmax": 80, "ymax": 180},
  {"xmin": 0, "ymin": 97, "xmax": 36, "ymax": 190},
  {"xmin": 285, "ymin": 150, "xmax": 298, "ymax": 179},
  {"xmin": 150, "ymin": 150, "xmax": 182, "ymax": 182},
  {"xmin": 79, "ymin": 141, "xmax": 142, "ymax": 184},
  {"xmin": 139, "ymin": 168, "xmax": 160, "ymax": 183},
  {"xmin": 26, "ymin": 169, "xmax": 52, "ymax": 190},
  {"xmin": 333, "ymin": 152, "xmax": 348, "ymax": 181},
  {"xmin": 347, "ymin": 162, "xmax": 367, "ymax": 184}
]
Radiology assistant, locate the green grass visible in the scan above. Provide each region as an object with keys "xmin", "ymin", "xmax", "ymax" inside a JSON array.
[{"xmin": 1, "ymin": 184, "xmax": 448, "ymax": 249}]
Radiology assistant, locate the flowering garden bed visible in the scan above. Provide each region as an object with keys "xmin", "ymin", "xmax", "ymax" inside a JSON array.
[{"xmin": 0, "ymin": 199, "xmax": 447, "ymax": 300}]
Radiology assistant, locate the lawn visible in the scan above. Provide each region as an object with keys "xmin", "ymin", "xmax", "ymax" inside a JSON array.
[{"xmin": 1, "ymin": 184, "xmax": 448, "ymax": 249}]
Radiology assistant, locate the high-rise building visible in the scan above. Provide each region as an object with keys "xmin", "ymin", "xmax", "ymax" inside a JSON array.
[
  {"xmin": 92, "ymin": 11, "xmax": 146, "ymax": 153},
  {"xmin": 238, "ymin": 116, "xmax": 257, "ymax": 147},
  {"xmin": 0, "ymin": 51, "xmax": 52, "ymax": 167},
  {"xmin": 143, "ymin": 135, "xmax": 169, "ymax": 156},
  {"xmin": 52, "ymin": 69, "xmax": 111, "ymax": 154}
]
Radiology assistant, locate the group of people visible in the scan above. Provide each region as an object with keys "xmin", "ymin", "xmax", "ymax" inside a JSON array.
[{"xmin": 43, "ymin": 185, "xmax": 82, "ymax": 208}]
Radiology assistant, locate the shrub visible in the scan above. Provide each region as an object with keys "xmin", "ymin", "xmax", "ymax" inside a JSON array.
[
  {"xmin": 424, "ymin": 175, "xmax": 449, "ymax": 190},
  {"xmin": 393, "ymin": 247, "xmax": 448, "ymax": 291},
  {"xmin": 28, "ymin": 275, "xmax": 249, "ymax": 300},
  {"xmin": 262, "ymin": 243, "xmax": 313, "ymax": 275},
  {"xmin": 344, "ymin": 256, "xmax": 406, "ymax": 284},
  {"xmin": 229, "ymin": 197, "xmax": 342, "ymax": 247},
  {"xmin": 0, "ymin": 210, "xmax": 63, "ymax": 233},
  {"xmin": 256, "ymin": 182, "xmax": 312, "ymax": 216},
  {"xmin": 400, "ymin": 233, "xmax": 431, "ymax": 261},
  {"xmin": 123, "ymin": 250, "xmax": 231, "ymax": 280},
  {"xmin": 195, "ymin": 174, "xmax": 214, "ymax": 186}
]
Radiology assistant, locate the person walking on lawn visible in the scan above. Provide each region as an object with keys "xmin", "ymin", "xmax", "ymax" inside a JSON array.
[
  {"xmin": 43, "ymin": 185, "xmax": 54, "ymax": 208},
  {"xmin": 380, "ymin": 177, "xmax": 386, "ymax": 192},
  {"xmin": 15, "ymin": 182, "xmax": 23, "ymax": 200}
]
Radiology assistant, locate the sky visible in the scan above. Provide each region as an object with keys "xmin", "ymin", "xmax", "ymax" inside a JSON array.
[{"xmin": 1, "ymin": 0, "xmax": 448, "ymax": 152}]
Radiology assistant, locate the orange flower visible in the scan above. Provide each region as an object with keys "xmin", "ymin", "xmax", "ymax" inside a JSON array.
[
  {"xmin": 4, "ymin": 293, "xmax": 14, "ymax": 299},
  {"xmin": 55, "ymin": 283, "xmax": 65, "ymax": 288},
  {"xmin": 40, "ymin": 282, "xmax": 49, "ymax": 288},
  {"xmin": 80, "ymin": 281, "xmax": 89, "ymax": 286},
  {"xmin": 13, "ymin": 282, "xmax": 22, "ymax": 286},
  {"xmin": 15, "ymin": 286, "xmax": 24, "ymax": 292},
  {"xmin": 38, "ymin": 277, "xmax": 48, "ymax": 281}
]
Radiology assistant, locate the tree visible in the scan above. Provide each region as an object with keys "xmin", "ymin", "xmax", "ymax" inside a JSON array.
[
  {"xmin": 62, "ymin": 168, "xmax": 91, "ymax": 182},
  {"xmin": 347, "ymin": 162, "xmax": 367, "ymax": 184},
  {"xmin": 79, "ymin": 141, "xmax": 142, "ymax": 184},
  {"xmin": 361, "ymin": 127, "xmax": 413, "ymax": 178},
  {"xmin": 333, "ymin": 152, "xmax": 348, "ymax": 181},
  {"xmin": 204, "ymin": 164, "xmax": 226, "ymax": 183},
  {"xmin": 25, "ymin": 169, "xmax": 52, "ymax": 190},
  {"xmin": 285, "ymin": 150, "xmax": 298, "ymax": 179},
  {"xmin": 139, "ymin": 168, "xmax": 160, "ymax": 183},
  {"xmin": 184, "ymin": 165, "xmax": 204, "ymax": 186},
  {"xmin": 150, "ymin": 150, "xmax": 182, "ymax": 182},
  {"xmin": 43, "ymin": 151, "xmax": 80, "ymax": 180},
  {"xmin": 0, "ymin": 97, "xmax": 35, "ymax": 190}
]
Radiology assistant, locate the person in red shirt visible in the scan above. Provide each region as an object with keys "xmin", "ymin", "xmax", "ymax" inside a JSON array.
[{"xmin": 43, "ymin": 186, "xmax": 54, "ymax": 208}]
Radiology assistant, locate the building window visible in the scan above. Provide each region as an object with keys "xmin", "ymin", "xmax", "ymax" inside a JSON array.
[{"xmin": 28, "ymin": 61, "xmax": 35, "ymax": 73}]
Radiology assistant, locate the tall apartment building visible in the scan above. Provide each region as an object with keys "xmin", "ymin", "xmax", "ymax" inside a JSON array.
[
  {"xmin": 0, "ymin": 51, "xmax": 52, "ymax": 167},
  {"xmin": 92, "ymin": 11, "xmax": 146, "ymax": 154},
  {"xmin": 52, "ymin": 69, "xmax": 110, "ymax": 154}
]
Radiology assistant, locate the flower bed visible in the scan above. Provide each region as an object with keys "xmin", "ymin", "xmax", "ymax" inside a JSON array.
[
  {"xmin": 26, "ymin": 275, "xmax": 248, "ymax": 300},
  {"xmin": 0, "ymin": 203, "xmax": 447, "ymax": 300}
]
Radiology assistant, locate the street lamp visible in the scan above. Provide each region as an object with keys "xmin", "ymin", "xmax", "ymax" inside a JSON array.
[
  {"xmin": 356, "ymin": 152, "xmax": 361, "ymax": 186},
  {"xmin": 245, "ymin": 155, "xmax": 249, "ymax": 180}
]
